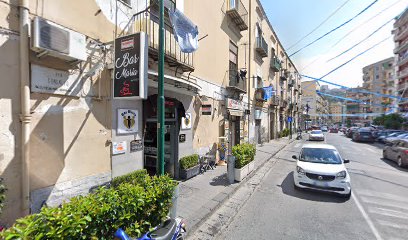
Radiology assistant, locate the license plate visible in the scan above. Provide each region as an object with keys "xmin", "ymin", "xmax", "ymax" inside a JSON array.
[
  {"xmin": 363, "ymin": 136, "xmax": 368, "ymax": 138},
  {"xmin": 313, "ymin": 181, "xmax": 328, "ymax": 187}
]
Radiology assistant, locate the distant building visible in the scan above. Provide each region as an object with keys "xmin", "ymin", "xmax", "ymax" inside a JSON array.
[
  {"xmin": 320, "ymin": 85, "xmax": 329, "ymax": 92},
  {"xmin": 345, "ymin": 88, "xmax": 370, "ymax": 125},
  {"xmin": 301, "ymin": 81, "xmax": 329, "ymax": 127},
  {"xmin": 393, "ymin": 8, "xmax": 408, "ymax": 112},
  {"xmin": 362, "ymin": 57, "xmax": 395, "ymax": 119},
  {"xmin": 329, "ymin": 102, "xmax": 343, "ymax": 124}
]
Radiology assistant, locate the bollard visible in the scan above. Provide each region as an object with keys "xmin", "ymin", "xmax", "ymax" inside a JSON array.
[{"xmin": 227, "ymin": 155, "xmax": 235, "ymax": 184}]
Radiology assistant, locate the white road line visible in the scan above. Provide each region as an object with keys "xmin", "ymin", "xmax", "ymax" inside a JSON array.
[
  {"xmin": 376, "ymin": 219, "xmax": 408, "ymax": 230},
  {"xmin": 369, "ymin": 207, "xmax": 408, "ymax": 219},
  {"xmin": 358, "ymin": 190, "xmax": 408, "ymax": 204},
  {"xmin": 352, "ymin": 192, "xmax": 383, "ymax": 240},
  {"xmin": 366, "ymin": 148, "xmax": 377, "ymax": 153},
  {"xmin": 360, "ymin": 197, "xmax": 408, "ymax": 211}
]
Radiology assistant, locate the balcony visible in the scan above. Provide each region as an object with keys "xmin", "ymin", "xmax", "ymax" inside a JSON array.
[
  {"xmin": 133, "ymin": 8, "xmax": 194, "ymax": 72},
  {"xmin": 225, "ymin": 0, "xmax": 248, "ymax": 31},
  {"xmin": 398, "ymin": 53, "xmax": 408, "ymax": 67},
  {"xmin": 280, "ymin": 99, "xmax": 288, "ymax": 109},
  {"xmin": 399, "ymin": 67, "xmax": 408, "ymax": 79},
  {"xmin": 280, "ymin": 69, "xmax": 288, "ymax": 81},
  {"xmin": 398, "ymin": 81, "xmax": 407, "ymax": 92},
  {"xmin": 395, "ymin": 25, "xmax": 408, "ymax": 42},
  {"xmin": 270, "ymin": 96, "xmax": 280, "ymax": 106},
  {"xmin": 394, "ymin": 38, "xmax": 408, "ymax": 54},
  {"xmin": 270, "ymin": 56, "xmax": 281, "ymax": 72},
  {"xmin": 255, "ymin": 36, "xmax": 268, "ymax": 58},
  {"xmin": 227, "ymin": 69, "xmax": 246, "ymax": 93},
  {"xmin": 288, "ymin": 79, "xmax": 295, "ymax": 87}
]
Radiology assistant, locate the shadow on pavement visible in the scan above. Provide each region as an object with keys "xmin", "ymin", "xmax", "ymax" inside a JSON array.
[
  {"xmin": 380, "ymin": 158, "xmax": 408, "ymax": 173},
  {"xmin": 279, "ymin": 172, "xmax": 348, "ymax": 203},
  {"xmin": 209, "ymin": 173, "xmax": 229, "ymax": 186}
]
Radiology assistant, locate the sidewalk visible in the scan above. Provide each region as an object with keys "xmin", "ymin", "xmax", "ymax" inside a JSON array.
[{"xmin": 177, "ymin": 137, "xmax": 295, "ymax": 235}]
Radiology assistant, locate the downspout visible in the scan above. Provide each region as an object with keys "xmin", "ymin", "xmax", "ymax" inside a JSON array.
[
  {"xmin": 19, "ymin": 0, "xmax": 31, "ymax": 215},
  {"xmin": 247, "ymin": 0, "xmax": 251, "ymax": 143}
]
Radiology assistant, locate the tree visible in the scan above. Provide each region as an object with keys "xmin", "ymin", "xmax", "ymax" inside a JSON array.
[
  {"xmin": 373, "ymin": 113, "xmax": 404, "ymax": 129},
  {"xmin": 346, "ymin": 119, "xmax": 351, "ymax": 128}
]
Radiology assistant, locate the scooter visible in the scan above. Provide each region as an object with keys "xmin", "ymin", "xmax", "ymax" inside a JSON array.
[
  {"xmin": 296, "ymin": 132, "xmax": 302, "ymax": 140},
  {"xmin": 114, "ymin": 217, "xmax": 186, "ymax": 240}
]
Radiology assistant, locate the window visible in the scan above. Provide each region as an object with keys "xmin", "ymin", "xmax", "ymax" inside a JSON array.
[
  {"xmin": 229, "ymin": 41, "xmax": 238, "ymax": 81},
  {"xmin": 119, "ymin": 0, "xmax": 131, "ymax": 6},
  {"xmin": 150, "ymin": 0, "xmax": 176, "ymax": 30}
]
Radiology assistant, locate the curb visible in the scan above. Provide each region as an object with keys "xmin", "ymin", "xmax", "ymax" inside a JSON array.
[{"xmin": 187, "ymin": 138, "xmax": 296, "ymax": 238}]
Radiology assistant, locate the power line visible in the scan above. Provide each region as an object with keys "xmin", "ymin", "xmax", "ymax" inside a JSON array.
[
  {"xmin": 286, "ymin": 0, "xmax": 351, "ymax": 51},
  {"xmin": 327, "ymin": 18, "xmax": 394, "ymax": 62},
  {"xmin": 289, "ymin": 0, "xmax": 378, "ymax": 57},
  {"xmin": 320, "ymin": 35, "xmax": 390, "ymax": 79},
  {"xmin": 317, "ymin": 91, "xmax": 399, "ymax": 109},
  {"xmin": 330, "ymin": 0, "xmax": 404, "ymax": 49}
]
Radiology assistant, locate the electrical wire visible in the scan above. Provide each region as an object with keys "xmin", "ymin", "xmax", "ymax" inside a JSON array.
[
  {"xmin": 327, "ymin": 18, "xmax": 394, "ymax": 62},
  {"xmin": 286, "ymin": 0, "xmax": 351, "ymax": 51},
  {"xmin": 289, "ymin": 0, "xmax": 379, "ymax": 57},
  {"xmin": 330, "ymin": 0, "xmax": 404, "ymax": 49}
]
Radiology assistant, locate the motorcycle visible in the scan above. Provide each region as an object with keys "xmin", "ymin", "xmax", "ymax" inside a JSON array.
[
  {"xmin": 114, "ymin": 217, "xmax": 187, "ymax": 240},
  {"xmin": 296, "ymin": 132, "xmax": 302, "ymax": 140}
]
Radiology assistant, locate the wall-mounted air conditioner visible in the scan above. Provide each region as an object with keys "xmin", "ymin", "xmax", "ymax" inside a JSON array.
[{"xmin": 32, "ymin": 16, "xmax": 87, "ymax": 61}]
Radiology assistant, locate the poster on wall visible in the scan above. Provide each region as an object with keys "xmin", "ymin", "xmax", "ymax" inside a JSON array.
[
  {"xmin": 112, "ymin": 141, "xmax": 127, "ymax": 155},
  {"xmin": 113, "ymin": 32, "xmax": 148, "ymax": 99},
  {"xmin": 181, "ymin": 113, "xmax": 192, "ymax": 130},
  {"xmin": 117, "ymin": 109, "xmax": 138, "ymax": 134}
]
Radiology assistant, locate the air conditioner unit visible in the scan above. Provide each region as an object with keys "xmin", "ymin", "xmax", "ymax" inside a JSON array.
[{"xmin": 32, "ymin": 17, "xmax": 87, "ymax": 61}]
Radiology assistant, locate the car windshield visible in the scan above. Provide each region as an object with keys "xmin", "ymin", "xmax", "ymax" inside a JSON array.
[
  {"xmin": 311, "ymin": 130, "xmax": 322, "ymax": 134},
  {"xmin": 300, "ymin": 148, "xmax": 342, "ymax": 164}
]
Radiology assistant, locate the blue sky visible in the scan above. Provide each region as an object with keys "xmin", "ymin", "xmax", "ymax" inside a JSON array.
[{"xmin": 261, "ymin": 0, "xmax": 408, "ymax": 88}]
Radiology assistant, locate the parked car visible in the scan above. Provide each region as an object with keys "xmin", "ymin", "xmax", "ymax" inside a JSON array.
[
  {"xmin": 383, "ymin": 140, "xmax": 408, "ymax": 168},
  {"xmin": 352, "ymin": 128, "xmax": 375, "ymax": 143},
  {"xmin": 346, "ymin": 127, "xmax": 359, "ymax": 138},
  {"xmin": 321, "ymin": 126, "xmax": 328, "ymax": 132},
  {"xmin": 383, "ymin": 132, "xmax": 408, "ymax": 145},
  {"xmin": 376, "ymin": 130, "xmax": 403, "ymax": 142},
  {"xmin": 309, "ymin": 130, "xmax": 324, "ymax": 141},
  {"xmin": 292, "ymin": 143, "xmax": 351, "ymax": 198},
  {"xmin": 329, "ymin": 128, "xmax": 338, "ymax": 133}
]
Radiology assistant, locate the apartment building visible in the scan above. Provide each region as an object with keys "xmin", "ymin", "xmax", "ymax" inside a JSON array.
[
  {"xmin": 0, "ymin": 0, "xmax": 300, "ymax": 224},
  {"xmin": 362, "ymin": 57, "xmax": 395, "ymax": 118},
  {"xmin": 345, "ymin": 88, "xmax": 370, "ymax": 125},
  {"xmin": 394, "ymin": 8, "xmax": 408, "ymax": 112},
  {"xmin": 300, "ymin": 81, "xmax": 329, "ymax": 127},
  {"xmin": 329, "ymin": 102, "xmax": 344, "ymax": 125}
]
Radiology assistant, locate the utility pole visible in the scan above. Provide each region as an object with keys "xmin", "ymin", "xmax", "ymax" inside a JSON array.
[{"xmin": 157, "ymin": 0, "xmax": 165, "ymax": 176}]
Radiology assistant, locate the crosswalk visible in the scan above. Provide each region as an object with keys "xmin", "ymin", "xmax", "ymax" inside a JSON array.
[{"xmin": 355, "ymin": 189, "xmax": 408, "ymax": 240}]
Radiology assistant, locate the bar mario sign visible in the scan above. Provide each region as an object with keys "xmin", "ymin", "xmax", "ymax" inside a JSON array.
[{"xmin": 113, "ymin": 32, "xmax": 148, "ymax": 99}]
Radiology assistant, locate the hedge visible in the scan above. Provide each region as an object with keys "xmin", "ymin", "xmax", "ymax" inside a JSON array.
[
  {"xmin": 179, "ymin": 154, "xmax": 199, "ymax": 170},
  {"xmin": 1, "ymin": 170, "xmax": 177, "ymax": 239},
  {"xmin": 232, "ymin": 143, "xmax": 256, "ymax": 169}
]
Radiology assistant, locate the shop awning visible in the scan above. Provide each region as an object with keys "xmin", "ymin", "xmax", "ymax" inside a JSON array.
[
  {"xmin": 228, "ymin": 109, "xmax": 244, "ymax": 116},
  {"xmin": 148, "ymin": 71, "xmax": 202, "ymax": 96}
]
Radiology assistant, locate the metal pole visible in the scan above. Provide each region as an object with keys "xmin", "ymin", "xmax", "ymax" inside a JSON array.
[{"xmin": 157, "ymin": 0, "xmax": 165, "ymax": 176}]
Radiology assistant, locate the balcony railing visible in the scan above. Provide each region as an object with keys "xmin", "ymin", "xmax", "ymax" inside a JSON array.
[
  {"xmin": 288, "ymin": 79, "xmax": 295, "ymax": 87},
  {"xmin": 256, "ymin": 36, "xmax": 268, "ymax": 58},
  {"xmin": 227, "ymin": 69, "xmax": 246, "ymax": 93},
  {"xmin": 133, "ymin": 8, "xmax": 194, "ymax": 72},
  {"xmin": 225, "ymin": 0, "xmax": 248, "ymax": 31},
  {"xmin": 399, "ymin": 67, "xmax": 408, "ymax": 79},
  {"xmin": 280, "ymin": 99, "xmax": 288, "ymax": 108},
  {"xmin": 394, "ymin": 38, "xmax": 408, "ymax": 54},
  {"xmin": 395, "ymin": 25, "xmax": 408, "ymax": 41},
  {"xmin": 280, "ymin": 69, "xmax": 288, "ymax": 81},
  {"xmin": 270, "ymin": 96, "xmax": 280, "ymax": 106},
  {"xmin": 398, "ymin": 81, "xmax": 407, "ymax": 92},
  {"xmin": 270, "ymin": 56, "xmax": 281, "ymax": 72}
]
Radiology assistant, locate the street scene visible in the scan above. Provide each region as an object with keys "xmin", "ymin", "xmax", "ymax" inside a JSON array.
[{"xmin": 1, "ymin": 0, "xmax": 408, "ymax": 239}]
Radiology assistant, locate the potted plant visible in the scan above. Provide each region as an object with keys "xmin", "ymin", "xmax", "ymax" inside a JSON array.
[
  {"xmin": 233, "ymin": 143, "xmax": 256, "ymax": 181},
  {"xmin": 179, "ymin": 154, "xmax": 200, "ymax": 180}
]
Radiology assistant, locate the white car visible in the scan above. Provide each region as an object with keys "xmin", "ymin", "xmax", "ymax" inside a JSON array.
[
  {"xmin": 292, "ymin": 144, "xmax": 351, "ymax": 198},
  {"xmin": 309, "ymin": 130, "xmax": 324, "ymax": 141}
]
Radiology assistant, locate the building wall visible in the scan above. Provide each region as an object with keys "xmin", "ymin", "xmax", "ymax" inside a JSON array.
[{"xmin": 394, "ymin": 8, "xmax": 408, "ymax": 112}]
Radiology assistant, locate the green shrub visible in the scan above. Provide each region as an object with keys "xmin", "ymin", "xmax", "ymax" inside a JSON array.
[
  {"xmin": 0, "ymin": 178, "xmax": 6, "ymax": 215},
  {"xmin": 232, "ymin": 143, "xmax": 256, "ymax": 169},
  {"xmin": 1, "ymin": 170, "xmax": 177, "ymax": 239},
  {"xmin": 179, "ymin": 154, "xmax": 199, "ymax": 170}
]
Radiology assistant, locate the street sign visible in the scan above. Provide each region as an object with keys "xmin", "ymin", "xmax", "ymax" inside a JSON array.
[{"xmin": 287, "ymin": 117, "xmax": 293, "ymax": 122}]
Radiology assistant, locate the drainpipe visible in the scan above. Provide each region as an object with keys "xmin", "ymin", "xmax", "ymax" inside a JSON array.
[
  {"xmin": 19, "ymin": 0, "xmax": 31, "ymax": 215},
  {"xmin": 247, "ymin": 0, "xmax": 251, "ymax": 143}
]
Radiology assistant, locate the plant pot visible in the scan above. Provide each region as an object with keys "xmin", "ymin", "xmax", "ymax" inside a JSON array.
[
  {"xmin": 180, "ymin": 165, "xmax": 200, "ymax": 180},
  {"xmin": 234, "ymin": 160, "xmax": 254, "ymax": 182}
]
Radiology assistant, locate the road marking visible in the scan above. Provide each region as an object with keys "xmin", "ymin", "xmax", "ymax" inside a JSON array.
[
  {"xmin": 369, "ymin": 207, "xmax": 408, "ymax": 219},
  {"xmin": 352, "ymin": 192, "xmax": 383, "ymax": 240},
  {"xmin": 366, "ymin": 148, "xmax": 377, "ymax": 153},
  {"xmin": 376, "ymin": 220, "xmax": 408, "ymax": 230},
  {"xmin": 360, "ymin": 197, "xmax": 408, "ymax": 211}
]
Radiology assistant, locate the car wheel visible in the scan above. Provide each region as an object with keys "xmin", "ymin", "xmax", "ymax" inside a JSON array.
[
  {"xmin": 398, "ymin": 157, "xmax": 404, "ymax": 167},
  {"xmin": 294, "ymin": 183, "xmax": 300, "ymax": 190},
  {"xmin": 342, "ymin": 191, "xmax": 351, "ymax": 199}
]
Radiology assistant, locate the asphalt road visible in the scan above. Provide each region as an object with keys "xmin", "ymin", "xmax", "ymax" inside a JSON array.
[{"xmin": 217, "ymin": 133, "xmax": 408, "ymax": 240}]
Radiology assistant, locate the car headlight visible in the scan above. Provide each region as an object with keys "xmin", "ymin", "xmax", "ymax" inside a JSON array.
[
  {"xmin": 296, "ymin": 166, "xmax": 305, "ymax": 175},
  {"xmin": 336, "ymin": 170, "xmax": 347, "ymax": 179}
]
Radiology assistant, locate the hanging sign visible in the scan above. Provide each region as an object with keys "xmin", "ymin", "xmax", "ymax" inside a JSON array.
[
  {"xmin": 117, "ymin": 109, "xmax": 138, "ymax": 134},
  {"xmin": 130, "ymin": 140, "xmax": 143, "ymax": 152},
  {"xmin": 202, "ymin": 104, "xmax": 212, "ymax": 115},
  {"xmin": 113, "ymin": 32, "xmax": 148, "ymax": 99}
]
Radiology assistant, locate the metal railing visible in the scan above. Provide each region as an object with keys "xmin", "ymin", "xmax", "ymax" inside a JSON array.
[
  {"xmin": 270, "ymin": 56, "xmax": 281, "ymax": 72},
  {"xmin": 133, "ymin": 8, "xmax": 194, "ymax": 71},
  {"xmin": 225, "ymin": 0, "xmax": 248, "ymax": 31},
  {"xmin": 228, "ymin": 69, "xmax": 246, "ymax": 92},
  {"xmin": 255, "ymin": 36, "xmax": 268, "ymax": 57}
]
